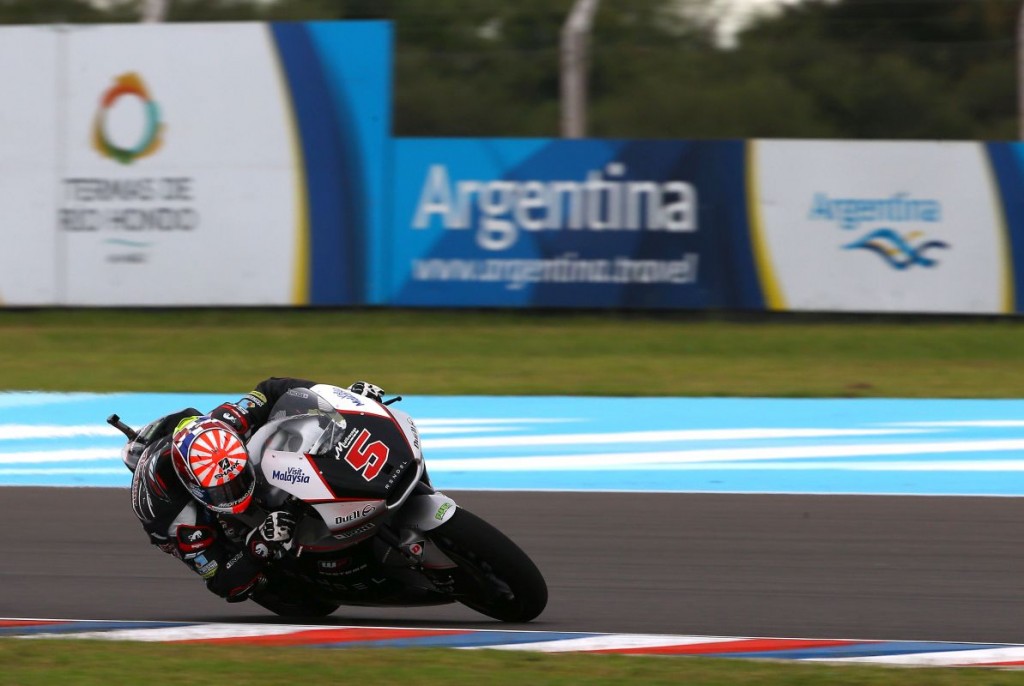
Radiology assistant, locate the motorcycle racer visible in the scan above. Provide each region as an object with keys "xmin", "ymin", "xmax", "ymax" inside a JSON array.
[{"xmin": 122, "ymin": 376, "xmax": 386, "ymax": 604}]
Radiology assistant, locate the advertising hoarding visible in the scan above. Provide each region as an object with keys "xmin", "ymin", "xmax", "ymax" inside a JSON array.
[
  {"xmin": 983, "ymin": 142, "xmax": 1024, "ymax": 313},
  {"xmin": 271, "ymin": 21, "xmax": 392, "ymax": 305},
  {"xmin": 0, "ymin": 27, "xmax": 59, "ymax": 305},
  {"xmin": 2, "ymin": 22, "xmax": 1021, "ymax": 318},
  {"xmin": 0, "ymin": 21, "xmax": 391, "ymax": 306},
  {"xmin": 59, "ymin": 24, "xmax": 298, "ymax": 305},
  {"xmin": 748, "ymin": 140, "xmax": 1011, "ymax": 314},
  {"xmin": 384, "ymin": 138, "xmax": 751, "ymax": 309}
]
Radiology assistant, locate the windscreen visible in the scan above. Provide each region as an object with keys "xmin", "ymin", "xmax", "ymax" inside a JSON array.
[{"xmin": 251, "ymin": 388, "xmax": 348, "ymax": 459}]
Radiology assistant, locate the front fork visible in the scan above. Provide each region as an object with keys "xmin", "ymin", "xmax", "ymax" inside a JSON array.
[{"xmin": 378, "ymin": 492, "xmax": 461, "ymax": 589}]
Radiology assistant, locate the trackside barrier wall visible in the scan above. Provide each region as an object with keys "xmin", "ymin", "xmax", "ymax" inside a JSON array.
[
  {"xmin": 382, "ymin": 139, "xmax": 755, "ymax": 309},
  {"xmin": 0, "ymin": 21, "xmax": 391, "ymax": 306},
  {"xmin": 386, "ymin": 138, "xmax": 1021, "ymax": 314},
  {"xmin": 2, "ymin": 20, "xmax": 1024, "ymax": 314}
]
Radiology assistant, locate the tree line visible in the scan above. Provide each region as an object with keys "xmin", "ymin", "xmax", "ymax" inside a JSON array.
[{"xmin": 0, "ymin": 0, "xmax": 1018, "ymax": 140}]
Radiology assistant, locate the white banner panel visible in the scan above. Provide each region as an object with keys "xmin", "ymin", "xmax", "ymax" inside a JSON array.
[
  {"xmin": 57, "ymin": 23, "xmax": 300, "ymax": 305},
  {"xmin": 750, "ymin": 140, "xmax": 1009, "ymax": 314},
  {"xmin": 0, "ymin": 27, "xmax": 59, "ymax": 305}
]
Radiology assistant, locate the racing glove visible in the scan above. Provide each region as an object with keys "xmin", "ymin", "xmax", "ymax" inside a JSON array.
[
  {"xmin": 349, "ymin": 381, "xmax": 385, "ymax": 402},
  {"xmin": 210, "ymin": 401, "xmax": 254, "ymax": 438},
  {"xmin": 245, "ymin": 511, "xmax": 296, "ymax": 562}
]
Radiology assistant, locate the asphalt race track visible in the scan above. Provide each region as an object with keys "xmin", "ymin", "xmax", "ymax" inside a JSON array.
[{"xmin": 4, "ymin": 486, "xmax": 1022, "ymax": 644}]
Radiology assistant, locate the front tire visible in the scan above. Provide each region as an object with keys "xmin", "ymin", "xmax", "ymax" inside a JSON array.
[{"xmin": 429, "ymin": 508, "xmax": 547, "ymax": 622}]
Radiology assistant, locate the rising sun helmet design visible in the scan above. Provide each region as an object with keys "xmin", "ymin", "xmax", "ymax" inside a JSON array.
[{"xmin": 171, "ymin": 416, "xmax": 255, "ymax": 514}]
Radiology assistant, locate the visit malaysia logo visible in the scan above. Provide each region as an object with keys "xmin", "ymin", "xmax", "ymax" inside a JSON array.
[
  {"xmin": 91, "ymin": 72, "xmax": 164, "ymax": 165},
  {"xmin": 808, "ymin": 192, "xmax": 950, "ymax": 270}
]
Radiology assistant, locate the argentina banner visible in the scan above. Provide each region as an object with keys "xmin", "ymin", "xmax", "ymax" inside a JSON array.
[{"xmin": 382, "ymin": 138, "xmax": 754, "ymax": 309}]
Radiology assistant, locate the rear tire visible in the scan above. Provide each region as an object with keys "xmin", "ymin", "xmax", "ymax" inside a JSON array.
[{"xmin": 429, "ymin": 508, "xmax": 547, "ymax": 622}]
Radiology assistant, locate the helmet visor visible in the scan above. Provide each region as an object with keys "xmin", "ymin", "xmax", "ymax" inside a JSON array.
[{"xmin": 199, "ymin": 462, "xmax": 255, "ymax": 513}]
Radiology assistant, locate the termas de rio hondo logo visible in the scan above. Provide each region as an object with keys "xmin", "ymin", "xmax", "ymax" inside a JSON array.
[
  {"xmin": 808, "ymin": 192, "xmax": 950, "ymax": 270},
  {"xmin": 92, "ymin": 72, "xmax": 164, "ymax": 165}
]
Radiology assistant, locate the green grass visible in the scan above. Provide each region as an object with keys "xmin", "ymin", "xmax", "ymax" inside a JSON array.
[
  {"xmin": 4, "ymin": 640, "xmax": 1024, "ymax": 686},
  {"xmin": 5, "ymin": 309, "xmax": 1024, "ymax": 684},
  {"xmin": 1, "ymin": 308, "xmax": 1024, "ymax": 397}
]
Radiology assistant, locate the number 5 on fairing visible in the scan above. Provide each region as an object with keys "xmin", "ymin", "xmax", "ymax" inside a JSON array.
[{"xmin": 344, "ymin": 429, "xmax": 389, "ymax": 481}]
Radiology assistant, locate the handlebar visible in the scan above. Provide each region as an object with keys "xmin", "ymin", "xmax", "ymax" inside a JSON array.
[{"xmin": 106, "ymin": 414, "xmax": 138, "ymax": 441}]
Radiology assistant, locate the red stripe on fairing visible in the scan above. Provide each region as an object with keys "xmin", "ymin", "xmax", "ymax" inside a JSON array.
[
  {"xmin": 172, "ymin": 627, "xmax": 470, "ymax": 646},
  {"xmin": 301, "ymin": 453, "xmax": 337, "ymax": 498},
  {"xmin": 381, "ymin": 405, "xmax": 415, "ymax": 454},
  {"xmin": 305, "ymin": 497, "xmax": 384, "ymax": 503},
  {"xmin": 338, "ymin": 403, "xmax": 412, "ymax": 453},
  {"xmin": 589, "ymin": 638, "xmax": 870, "ymax": 655}
]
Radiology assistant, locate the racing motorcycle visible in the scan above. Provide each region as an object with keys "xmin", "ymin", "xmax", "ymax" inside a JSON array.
[{"xmin": 109, "ymin": 385, "xmax": 547, "ymax": 622}]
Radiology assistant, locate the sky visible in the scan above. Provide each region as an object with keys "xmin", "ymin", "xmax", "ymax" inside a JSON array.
[{"xmin": 701, "ymin": 0, "xmax": 808, "ymax": 46}]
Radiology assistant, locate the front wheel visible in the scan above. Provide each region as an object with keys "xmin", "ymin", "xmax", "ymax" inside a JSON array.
[{"xmin": 429, "ymin": 508, "xmax": 547, "ymax": 622}]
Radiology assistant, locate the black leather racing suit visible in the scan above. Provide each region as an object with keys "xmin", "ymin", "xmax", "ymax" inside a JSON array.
[{"xmin": 126, "ymin": 377, "xmax": 316, "ymax": 602}]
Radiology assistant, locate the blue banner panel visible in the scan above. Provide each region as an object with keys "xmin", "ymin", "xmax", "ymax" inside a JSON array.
[
  {"xmin": 272, "ymin": 21, "xmax": 391, "ymax": 305},
  {"xmin": 385, "ymin": 139, "xmax": 751, "ymax": 309},
  {"xmin": 984, "ymin": 142, "xmax": 1024, "ymax": 313}
]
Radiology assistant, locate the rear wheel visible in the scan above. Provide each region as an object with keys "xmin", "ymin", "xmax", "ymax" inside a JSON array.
[{"xmin": 429, "ymin": 508, "xmax": 547, "ymax": 622}]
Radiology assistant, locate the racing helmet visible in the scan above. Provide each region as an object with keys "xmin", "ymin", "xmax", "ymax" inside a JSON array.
[{"xmin": 171, "ymin": 415, "xmax": 255, "ymax": 514}]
